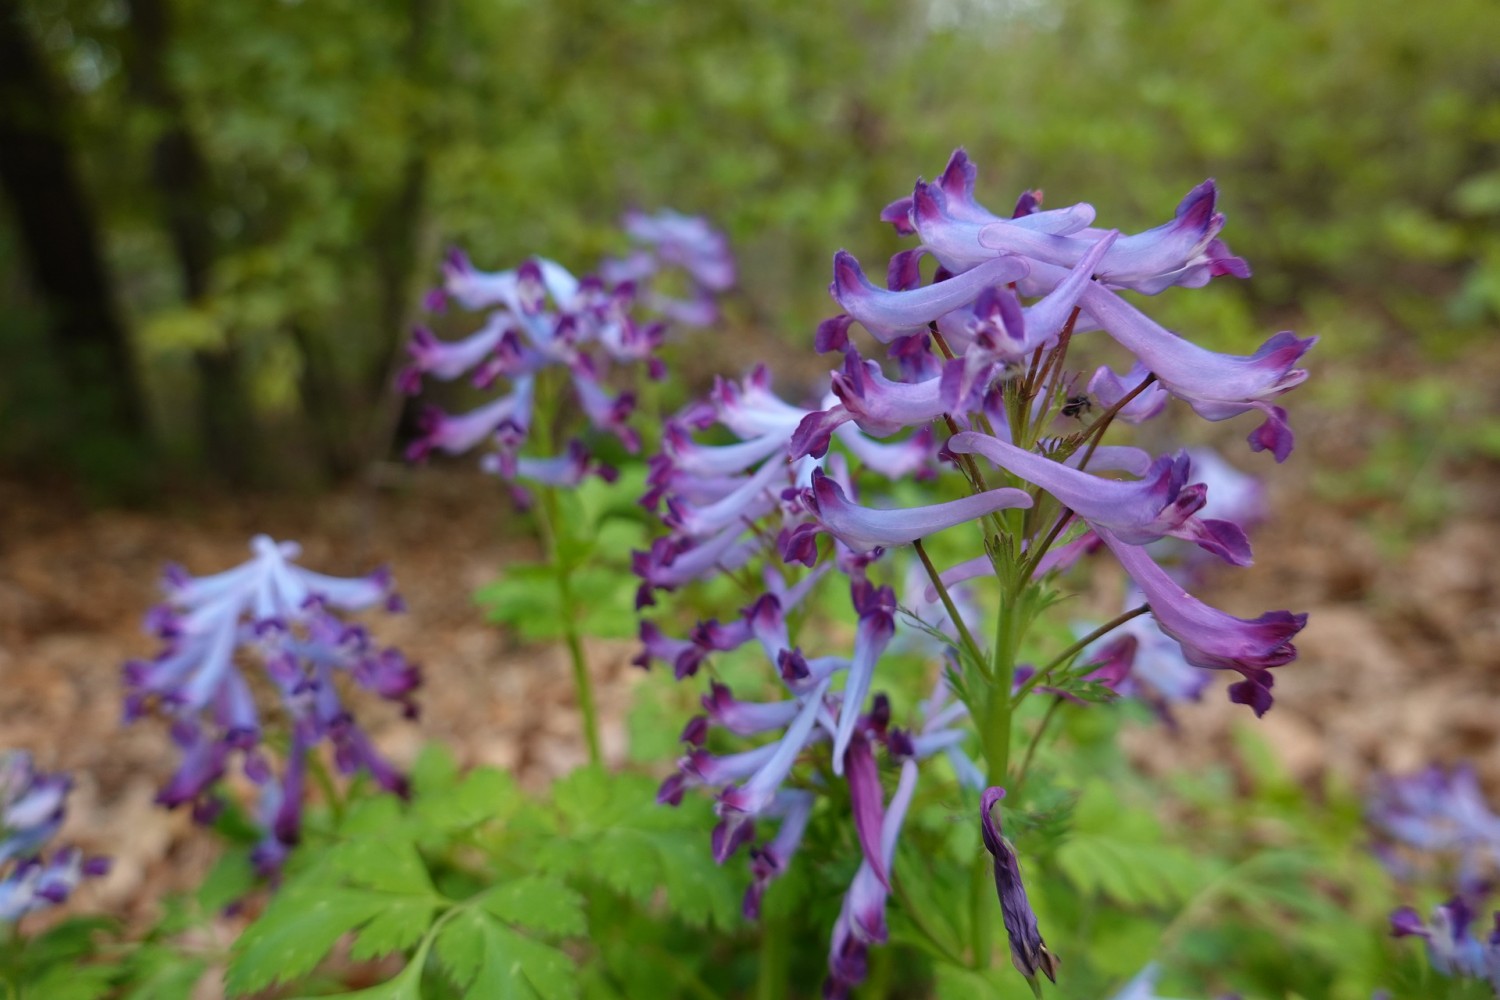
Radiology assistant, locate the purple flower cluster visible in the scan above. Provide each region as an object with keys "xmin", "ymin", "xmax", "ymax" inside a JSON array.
[
  {"xmin": 0, "ymin": 752, "xmax": 109, "ymax": 921},
  {"xmin": 634, "ymin": 149, "xmax": 1310, "ymax": 993},
  {"xmin": 401, "ymin": 210, "xmax": 735, "ymax": 496},
  {"xmin": 1391, "ymin": 897, "xmax": 1500, "ymax": 992},
  {"xmin": 124, "ymin": 536, "xmax": 417, "ymax": 877},
  {"xmin": 1373, "ymin": 765, "xmax": 1500, "ymax": 993}
]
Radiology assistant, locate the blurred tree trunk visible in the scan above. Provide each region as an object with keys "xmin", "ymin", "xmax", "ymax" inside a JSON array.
[
  {"xmin": 122, "ymin": 0, "xmax": 259, "ymax": 484},
  {"xmin": 305, "ymin": 0, "xmax": 441, "ymax": 477},
  {"xmin": 0, "ymin": 0, "xmax": 149, "ymax": 481}
]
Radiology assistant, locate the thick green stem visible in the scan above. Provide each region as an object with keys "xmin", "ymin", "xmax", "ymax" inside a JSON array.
[
  {"xmin": 535, "ymin": 486, "xmax": 603, "ymax": 767},
  {"xmin": 968, "ymin": 850, "xmax": 994, "ymax": 970},
  {"xmin": 755, "ymin": 915, "xmax": 790, "ymax": 1000}
]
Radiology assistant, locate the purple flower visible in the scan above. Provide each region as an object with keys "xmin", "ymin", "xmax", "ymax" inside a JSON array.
[
  {"xmin": 1369, "ymin": 765, "xmax": 1500, "ymax": 888},
  {"xmin": 830, "ymin": 250, "xmax": 1029, "ymax": 343},
  {"xmin": 830, "ymin": 582, "xmax": 897, "ymax": 774},
  {"xmin": 1391, "ymin": 897, "xmax": 1496, "ymax": 981},
  {"xmin": 714, "ymin": 677, "xmax": 833, "ymax": 862},
  {"xmin": 1084, "ymin": 592, "xmax": 1212, "ymax": 712},
  {"xmin": 0, "ymin": 754, "xmax": 108, "ymax": 922},
  {"xmin": 125, "ymin": 536, "xmax": 415, "ymax": 877},
  {"xmin": 406, "ymin": 217, "xmax": 734, "ymax": 484},
  {"xmin": 744, "ymin": 790, "xmax": 815, "ymax": 919},
  {"xmin": 906, "ymin": 168, "xmax": 1098, "ymax": 275},
  {"xmin": 978, "ymin": 179, "xmax": 1250, "ymax": 295},
  {"xmin": 950, "ymin": 432, "xmax": 1252, "ymax": 566},
  {"xmin": 1088, "ymin": 362, "xmax": 1170, "ymax": 424},
  {"xmin": 824, "ymin": 759, "xmax": 918, "ymax": 999},
  {"xmin": 1079, "ymin": 283, "xmax": 1315, "ymax": 461},
  {"xmin": 618, "ymin": 208, "xmax": 737, "ymax": 293},
  {"xmin": 0, "ymin": 753, "xmax": 68, "ymax": 864},
  {"xmin": 881, "ymin": 149, "xmax": 1097, "ymax": 272},
  {"xmin": 787, "ymin": 468, "xmax": 1031, "ymax": 557},
  {"xmin": 981, "ymin": 786, "xmax": 1059, "ymax": 985},
  {"xmin": 1098, "ymin": 529, "xmax": 1306, "ymax": 715}
]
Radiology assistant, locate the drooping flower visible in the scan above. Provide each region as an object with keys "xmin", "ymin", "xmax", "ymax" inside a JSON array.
[
  {"xmin": 981, "ymin": 786, "xmax": 1058, "ymax": 985},
  {"xmin": 1078, "ymin": 282, "xmax": 1315, "ymax": 461},
  {"xmin": 1390, "ymin": 897, "xmax": 1500, "ymax": 985},
  {"xmin": 404, "ymin": 212, "xmax": 734, "ymax": 486},
  {"xmin": 0, "ymin": 753, "xmax": 108, "ymax": 922},
  {"xmin": 1096, "ymin": 528, "xmax": 1306, "ymax": 715},
  {"xmin": 124, "ymin": 536, "xmax": 416, "ymax": 878},
  {"xmin": 824, "ymin": 759, "xmax": 919, "ymax": 999},
  {"xmin": 950, "ymin": 432, "xmax": 1252, "ymax": 566},
  {"xmin": 1369, "ymin": 765, "xmax": 1500, "ymax": 889}
]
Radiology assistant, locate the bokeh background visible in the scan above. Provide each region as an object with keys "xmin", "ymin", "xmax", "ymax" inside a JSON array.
[{"xmin": 2, "ymin": 0, "xmax": 1498, "ymax": 938}]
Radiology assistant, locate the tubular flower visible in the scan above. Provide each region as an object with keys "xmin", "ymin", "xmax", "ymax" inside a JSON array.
[
  {"xmin": 1097, "ymin": 528, "xmax": 1306, "ymax": 715},
  {"xmin": 1369, "ymin": 765, "xmax": 1500, "ymax": 888},
  {"xmin": 404, "ymin": 212, "xmax": 734, "ymax": 486},
  {"xmin": 123, "ymin": 536, "xmax": 416, "ymax": 878},
  {"xmin": 1084, "ymin": 592, "xmax": 1212, "ymax": 713},
  {"xmin": 830, "ymin": 250, "xmax": 1029, "ymax": 343},
  {"xmin": 1079, "ymin": 282, "xmax": 1315, "ymax": 461},
  {"xmin": 982, "ymin": 787, "xmax": 1058, "ymax": 985},
  {"xmin": 978, "ymin": 179, "xmax": 1250, "ymax": 295},
  {"xmin": 0, "ymin": 753, "xmax": 108, "ymax": 922},
  {"xmin": 637, "ymin": 365, "xmax": 931, "ymax": 606},
  {"xmin": 787, "ymin": 468, "xmax": 1031, "ymax": 558},
  {"xmin": 1391, "ymin": 897, "xmax": 1500, "ymax": 985},
  {"xmin": 950, "ymin": 432, "xmax": 1252, "ymax": 565},
  {"xmin": 824, "ymin": 759, "xmax": 919, "ymax": 999}
]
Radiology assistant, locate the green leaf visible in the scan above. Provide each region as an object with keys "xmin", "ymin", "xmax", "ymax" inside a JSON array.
[
  {"xmin": 20, "ymin": 964, "xmax": 117, "ymax": 1000},
  {"xmin": 118, "ymin": 948, "xmax": 208, "ymax": 1000},
  {"xmin": 349, "ymin": 896, "xmax": 441, "ymax": 961},
  {"xmin": 328, "ymin": 834, "xmax": 435, "ymax": 897},
  {"xmin": 436, "ymin": 908, "xmax": 580, "ymax": 1000},
  {"xmin": 225, "ymin": 885, "xmax": 390, "ymax": 995},
  {"xmin": 543, "ymin": 768, "xmax": 741, "ymax": 929},
  {"xmin": 481, "ymin": 876, "xmax": 587, "ymax": 937},
  {"xmin": 196, "ymin": 849, "xmax": 258, "ymax": 914},
  {"xmin": 411, "ymin": 766, "xmax": 521, "ymax": 837}
]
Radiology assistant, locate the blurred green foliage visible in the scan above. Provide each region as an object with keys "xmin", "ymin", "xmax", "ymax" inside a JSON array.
[{"xmin": 3, "ymin": 0, "xmax": 1498, "ymax": 486}]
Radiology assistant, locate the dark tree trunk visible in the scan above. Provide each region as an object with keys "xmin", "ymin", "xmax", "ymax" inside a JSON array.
[
  {"xmin": 316, "ymin": 0, "xmax": 439, "ymax": 477},
  {"xmin": 0, "ymin": 0, "xmax": 148, "ymax": 463},
  {"xmin": 122, "ymin": 0, "xmax": 258, "ymax": 483}
]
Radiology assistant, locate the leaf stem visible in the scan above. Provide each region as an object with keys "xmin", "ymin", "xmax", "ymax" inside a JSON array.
[
  {"xmin": 535, "ymin": 485, "xmax": 603, "ymax": 767},
  {"xmin": 913, "ymin": 538, "xmax": 986, "ymax": 678},
  {"xmin": 1011, "ymin": 604, "xmax": 1149, "ymax": 707}
]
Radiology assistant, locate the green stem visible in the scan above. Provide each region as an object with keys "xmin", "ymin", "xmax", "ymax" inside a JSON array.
[
  {"xmin": 755, "ymin": 915, "xmax": 790, "ymax": 1000},
  {"xmin": 1020, "ymin": 509, "xmax": 1075, "ymax": 583},
  {"xmin": 913, "ymin": 538, "xmax": 987, "ymax": 678},
  {"xmin": 1074, "ymin": 373, "xmax": 1158, "ymax": 471},
  {"xmin": 1012, "ymin": 696, "xmax": 1066, "ymax": 798},
  {"xmin": 967, "ymin": 850, "xmax": 993, "ymax": 970},
  {"xmin": 307, "ymin": 749, "xmax": 345, "ymax": 825},
  {"xmin": 1011, "ymin": 604, "xmax": 1150, "ymax": 707},
  {"xmin": 892, "ymin": 873, "xmax": 968, "ymax": 967},
  {"xmin": 535, "ymin": 486, "xmax": 603, "ymax": 767}
]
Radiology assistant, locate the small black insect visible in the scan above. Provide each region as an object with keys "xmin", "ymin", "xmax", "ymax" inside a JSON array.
[{"xmin": 1061, "ymin": 394, "xmax": 1092, "ymax": 419}]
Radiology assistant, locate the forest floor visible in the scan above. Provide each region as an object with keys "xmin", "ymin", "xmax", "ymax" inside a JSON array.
[{"xmin": 2, "ymin": 341, "xmax": 1497, "ymax": 943}]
